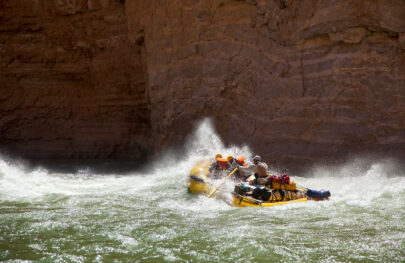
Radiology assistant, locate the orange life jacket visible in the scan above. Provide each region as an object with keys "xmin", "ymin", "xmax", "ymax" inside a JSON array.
[
  {"xmin": 216, "ymin": 158, "xmax": 228, "ymax": 170},
  {"xmin": 236, "ymin": 156, "xmax": 248, "ymax": 167}
]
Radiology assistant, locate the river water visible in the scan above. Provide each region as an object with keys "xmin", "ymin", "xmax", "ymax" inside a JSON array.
[{"xmin": 1, "ymin": 120, "xmax": 404, "ymax": 262}]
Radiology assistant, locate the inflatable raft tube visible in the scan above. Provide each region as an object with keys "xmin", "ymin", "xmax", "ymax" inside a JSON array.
[
  {"xmin": 187, "ymin": 160, "xmax": 212, "ymax": 194},
  {"xmin": 232, "ymin": 193, "xmax": 308, "ymax": 207}
]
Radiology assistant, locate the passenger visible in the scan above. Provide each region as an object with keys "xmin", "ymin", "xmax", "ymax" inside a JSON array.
[
  {"xmin": 238, "ymin": 155, "xmax": 268, "ymax": 180},
  {"xmin": 227, "ymin": 155, "xmax": 242, "ymax": 180},
  {"xmin": 209, "ymin": 153, "xmax": 221, "ymax": 174},
  {"xmin": 209, "ymin": 154, "xmax": 230, "ymax": 178},
  {"xmin": 233, "ymin": 156, "xmax": 248, "ymax": 180},
  {"xmin": 249, "ymin": 162, "xmax": 269, "ymax": 185},
  {"xmin": 243, "ymin": 163, "xmax": 269, "ymax": 196},
  {"xmin": 227, "ymin": 155, "xmax": 239, "ymax": 170},
  {"xmin": 236, "ymin": 156, "xmax": 248, "ymax": 167}
]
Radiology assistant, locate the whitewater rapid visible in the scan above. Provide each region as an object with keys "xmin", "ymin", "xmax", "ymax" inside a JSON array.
[{"xmin": 0, "ymin": 119, "xmax": 404, "ymax": 262}]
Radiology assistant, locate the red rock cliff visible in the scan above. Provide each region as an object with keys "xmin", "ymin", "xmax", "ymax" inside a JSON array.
[
  {"xmin": 1, "ymin": 0, "xmax": 405, "ymax": 170},
  {"xmin": 0, "ymin": 0, "xmax": 151, "ymax": 161}
]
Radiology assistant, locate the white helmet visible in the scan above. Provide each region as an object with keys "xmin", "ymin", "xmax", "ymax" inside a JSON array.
[{"xmin": 253, "ymin": 155, "xmax": 262, "ymax": 162}]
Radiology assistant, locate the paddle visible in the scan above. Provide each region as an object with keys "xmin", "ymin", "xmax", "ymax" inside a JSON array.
[{"xmin": 207, "ymin": 168, "xmax": 238, "ymax": 198}]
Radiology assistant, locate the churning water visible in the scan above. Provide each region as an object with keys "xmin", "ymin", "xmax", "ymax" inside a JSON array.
[{"xmin": 1, "ymin": 119, "xmax": 404, "ymax": 262}]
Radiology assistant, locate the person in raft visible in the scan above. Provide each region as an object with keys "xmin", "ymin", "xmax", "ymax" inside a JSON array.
[
  {"xmin": 209, "ymin": 153, "xmax": 230, "ymax": 178},
  {"xmin": 241, "ymin": 163, "xmax": 270, "ymax": 197},
  {"xmin": 227, "ymin": 155, "xmax": 239, "ymax": 171},
  {"xmin": 227, "ymin": 155, "xmax": 247, "ymax": 180},
  {"xmin": 249, "ymin": 162, "xmax": 269, "ymax": 185},
  {"xmin": 238, "ymin": 155, "xmax": 268, "ymax": 181},
  {"xmin": 229, "ymin": 155, "xmax": 249, "ymax": 180},
  {"xmin": 235, "ymin": 156, "xmax": 248, "ymax": 167},
  {"xmin": 209, "ymin": 154, "xmax": 249, "ymax": 179}
]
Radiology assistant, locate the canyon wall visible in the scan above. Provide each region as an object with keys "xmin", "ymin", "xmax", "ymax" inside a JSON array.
[
  {"xmin": 1, "ymin": 0, "xmax": 405, "ymax": 171},
  {"xmin": 0, "ymin": 0, "xmax": 151, "ymax": 161},
  {"xmin": 127, "ymin": 0, "xmax": 405, "ymax": 170}
]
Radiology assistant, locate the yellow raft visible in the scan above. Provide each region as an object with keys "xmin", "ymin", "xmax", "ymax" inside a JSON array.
[
  {"xmin": 188, "ymin": 160, "xmax": 331, "ymax": 207},
  {"xmin": 232, "ymin": 194, "xmax": 308, "ymax": 207},
  {"xmin": 187, "ymin": 160, "xmax": 212, "ymax": 194},
  {"xmin": 231, "ymin": 183, "xmax": 330, "ymax": 207}
]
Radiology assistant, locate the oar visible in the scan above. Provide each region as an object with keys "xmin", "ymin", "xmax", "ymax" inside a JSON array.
[{"xmin": 207, "ymin": 168, "xmax": 238, "ymax": 198}]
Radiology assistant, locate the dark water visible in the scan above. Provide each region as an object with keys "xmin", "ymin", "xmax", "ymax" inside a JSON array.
[{"xmin": 1, "ymin": 120, "xmax": 404, "ymax": 262}]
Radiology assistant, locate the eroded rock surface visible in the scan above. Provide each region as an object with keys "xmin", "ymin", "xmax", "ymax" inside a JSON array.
[
  {"xmin": 0, "ymin": 0, "xmax": 151, "ymax": 161},
  {"xmin": 126, "ymin": 0, "xmax": 405, "ymax": 170},
  {"xmin": 1, "ymin": 0, "xmax": 405, "ymax": 171}
]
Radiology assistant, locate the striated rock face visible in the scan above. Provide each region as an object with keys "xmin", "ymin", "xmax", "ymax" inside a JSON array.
[
  {"xmin": 127, "ymin": 0, "xmax": 405, "ymax": 170},
  {"xmin": 1, "ymin": 0, "xmax": 405, "ymax": 171},
  {"xmin": 0, "ymin": 0, "xmax": 151, "ymax": 160}
]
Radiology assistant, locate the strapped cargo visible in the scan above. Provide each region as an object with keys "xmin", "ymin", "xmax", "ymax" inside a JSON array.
[{"xmin": 265, "ymin": 174, "xmax": 296, "ymax": 191}]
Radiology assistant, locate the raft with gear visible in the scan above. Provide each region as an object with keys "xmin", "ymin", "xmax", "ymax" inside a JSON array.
[
  {"xmin": 232, "ymin": 181, "xmax": 330, "ymax": 207},
  {"xmin": 188, "ymin": 159, "xmax": 331, "ymax": 207}
]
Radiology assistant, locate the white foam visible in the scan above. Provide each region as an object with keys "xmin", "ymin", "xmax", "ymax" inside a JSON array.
[{"xmin": 0, "ymin": 118, "xmax": 404, "ymax": 210}]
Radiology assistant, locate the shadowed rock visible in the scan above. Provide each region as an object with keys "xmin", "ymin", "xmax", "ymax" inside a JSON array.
[{"xmin": 1, "ymin": 0, "xmax": 404, "ymax": 173}]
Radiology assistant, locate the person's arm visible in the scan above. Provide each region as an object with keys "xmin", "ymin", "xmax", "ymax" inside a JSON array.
[{"xmin": 239, "ymin": 164, "xmax": 257, "ymax": 174}]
